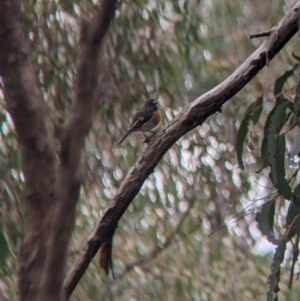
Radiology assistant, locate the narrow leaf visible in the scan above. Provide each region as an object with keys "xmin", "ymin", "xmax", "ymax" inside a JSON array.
[
  {"xmin": 293, "ymin": 183, "xmax": 300, "ymax": 207},
  {"xmin": 261, "ymin": 97, "xmax": 288, "ymax": 166},
  {"xmin": 286, "ymin": 201, "xmax": 300, "ymax": 229},
  {"xmin": 292, "ymin": 52, "xmax": 300, "ymax": 62},
  {"xmin": 261, "ymin": 99, "xmax": 289, "ymax": 174},
  {"xmin": 236, "ymin": 112, "xmax": 252, "ymax": 170},
  {"xmin": 274, "ymin": 68, "xmax": 295, "ymax": 97},
  {"xmin": 267, "ymin": 241, "xmax": 286, "ymax": 301},
  {"xmin": 252, "ymin": 95, "xmax": 264, "ymax": 124},
  {"xmin": 269, "ymin": 135, "xmax": 292, "ymax": 200},
  {"xmin": 291, "ymin": 84, "xmax": 300, "ymax": 125},
  {"xmin": 236, "ymin": 96, "xmax": 264, "ymax": 169},
  {"xmin": 261, "ymin": 109, "xmax": 275, "ymax": 165},
  {"xmin": 0, "ymin": 226, "xmax": 10, "ymax": 266},
  {"xmin": 256, "ymin": 201, "xmax": 276, "ymax": 242}
]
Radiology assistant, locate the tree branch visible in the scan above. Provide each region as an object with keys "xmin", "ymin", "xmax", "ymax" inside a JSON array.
[
  {"xmin": 249, "ymin": 30, "xmax": 272, "ymax": 39},
  {"xmin": 63, "ymin": 2, "xmax": 300, "ymax": 299},
  {"xmin": 98, "ymin": 196, "xmax": 196, "ymax": 300},
  {"xmin": 0, "ymin": 2, "xmax": 56, "ymax": 300},
  {"xmin": 38, "ymin": 1, "xmax": 117, "ymax": 301}
]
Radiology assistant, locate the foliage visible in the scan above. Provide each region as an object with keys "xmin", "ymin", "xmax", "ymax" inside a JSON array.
[
  {"xmin": 1, "ymin": 0, "xmax": 300, "ymax": 301},
  {"xmin": 238, "ymin": 58, "xmax": 300, "ymax": 300}
]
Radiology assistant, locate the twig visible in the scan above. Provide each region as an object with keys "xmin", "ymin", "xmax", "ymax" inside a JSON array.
[{"xmin": 249, "ymin": 30, "xmax": 272, "ymax": 39}]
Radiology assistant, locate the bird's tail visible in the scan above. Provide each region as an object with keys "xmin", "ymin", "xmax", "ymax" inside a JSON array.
[{"xmin": 118, "ymin": 130, "xmax": 132, "ymax": 145}]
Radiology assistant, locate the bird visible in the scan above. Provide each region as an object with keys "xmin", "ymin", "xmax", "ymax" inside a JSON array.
[{"xmin": 118, "ymin": 98, "xmax": 160, "ymax": 145}]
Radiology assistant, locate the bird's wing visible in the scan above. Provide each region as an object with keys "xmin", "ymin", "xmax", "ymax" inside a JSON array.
[{"xmin": 129, "ymin": 110, "xmax": 153, "ymax": 129}]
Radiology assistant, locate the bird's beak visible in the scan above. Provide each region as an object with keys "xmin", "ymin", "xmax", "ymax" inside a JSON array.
[{"xmin": 153, "ymin": 100, "xmax": 158, "ymax": 105}]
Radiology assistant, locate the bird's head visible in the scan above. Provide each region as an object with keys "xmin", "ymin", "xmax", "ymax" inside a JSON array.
[{"xmin": 143, "ymin": 98, "xmax": 158, "ymax": 110}]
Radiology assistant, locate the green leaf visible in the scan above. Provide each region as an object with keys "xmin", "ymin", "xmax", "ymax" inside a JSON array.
[
  {"xmin": 0, "ymin": 112, "xmax": 6, "ymax": 134},
  {"xmin": 291, "ymin": 84, "xmax": 300, "ymax": 126},
  {"xmin": 175, "ymin": 279, "xmax": 184, "ymax": 297},
  {"xmin": 59, "ymin": 0, "xmax": 75, "ymax": 16},
  {"xmin": 286, "ymin": 200, "xmax": 300, "ymax": 229},
  {"xmin": 267, "ymin": 241, "xmax": 286, "ymax": 301},
  {"xmin": 261, "ymin": 109, "xmax": 275, "ymax": 165},
  {"xmin": 294, "ymin": 183, "xmax": 300, "ymax": 197},
  {"xmin": 273, "ymin": 68, "xmax": 295, "ymax": 97},
  {"xmin": 261, "ymin": 97, "xmax": 287, "ymax": 166},
  {"xmin": 263, "ymin": 66, "xmax": 297, "ymax": 172},
  {"xmin": 292, "ymin": 52, "xmax": 300, "ymax": 62},
  {"xmin": 0, "ymin": 226, "xmax": 10, "ymax": 266},
  {"xmin": 269, "ymin": 135, "xmax": 292, "ymax": 200},
  {"xmin": 252, "ymin": 95, "xmax": 264, "ymax": 124},
  {"xmin": 268, "ymin": 101, "xmax": 289, "ymax": 144},
  {"xmin": 261, "ymin": 99, "xmax": 289, "ymax": 168},
  {"xmin": 236, "ymin": 110, "xmax": 252, "ymax": 170},
  {"xmin": 236, "ymin": 96, "xmax": 264, "ymax": 169},
  {"xmin": 293, "ymin": 183, "xmax": 300, "ymax": 207},
  {"xmin": 256, "ymin": 201, "xmax": 276, "ymax": 241}
]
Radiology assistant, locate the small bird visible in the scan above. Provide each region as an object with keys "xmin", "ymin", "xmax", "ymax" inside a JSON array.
[{"xmin": 118, "ymin": 98, "xmax": 160, "ymax": 145}]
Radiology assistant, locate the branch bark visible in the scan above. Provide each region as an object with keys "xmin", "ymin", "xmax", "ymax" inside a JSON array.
[
  {"xmin": 63, "ymin": 2, "xmax": 300, "ymax": 298},
  {"xmin": 38, "ymin": 1, "xmax": 117, "ymax": 301},
  {"xmin": 0, "ymin": 2, "xmax": 56, "ymax": 300},
  {"xmin": 0, "ymin": 0, "xmax": 117, "ymax": 301},
  {"xmin": 98, "ymin": 196, "xmax": 196, "ymax": 300}
]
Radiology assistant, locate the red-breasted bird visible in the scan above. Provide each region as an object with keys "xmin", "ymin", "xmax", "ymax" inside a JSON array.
[{"xmin": 118, "ymin": 98, "xmax": 160, "ymax": 145}]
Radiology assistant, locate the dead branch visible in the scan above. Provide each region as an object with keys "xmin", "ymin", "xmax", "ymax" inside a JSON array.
[{"xmin": 63, "ymin": 2, "xmax": 300, "ymax": 299}]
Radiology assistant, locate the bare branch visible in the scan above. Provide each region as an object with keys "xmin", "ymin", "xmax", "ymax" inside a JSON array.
[
  {"xmin": 38, "ymin": 1, "xmax": 117, "ymax": 301},
  {"xmin": 249, "ymin": 30, "xmax": 272, "ymax": 39},
  {"xmin": 98, "ymin": 196, "xmax": 196, "ymax": 301},
  {"xmin": 0, "ymin": 1, "xmax": 56, "ymax": 300},
  {"xmin": 63, "ymin": 2, "xmax": 300, "ymax": 299}
]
